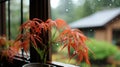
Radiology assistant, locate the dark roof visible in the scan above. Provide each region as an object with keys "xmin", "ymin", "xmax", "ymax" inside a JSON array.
[{"xmin": 69, "ymin": 8, "xmax": 120, "ymax": 28}]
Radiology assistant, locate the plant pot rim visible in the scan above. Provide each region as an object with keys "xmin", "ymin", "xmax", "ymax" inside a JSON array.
[{"xmin": 22, "ymin": 63, "xmax": 56, "ymax": 67}]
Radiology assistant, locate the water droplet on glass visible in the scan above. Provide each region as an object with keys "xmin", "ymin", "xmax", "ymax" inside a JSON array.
[
  {"xmin": 90, "ymin": 29, "xmax": 93, "ymax": 31},
  {"xmin": 109, "ymin": 4, "xmax": 112, "ymax": 6},
  {"xmin": 56, "ymin": 43, "xmax": 59, "ymax": 46},
  {"xmin": 65, "ymin": 9, "xmax": 69, "ymax": 12},
  {"xmin": 34, "ymin": 34, "xmax": 36, "ymax": 36}
]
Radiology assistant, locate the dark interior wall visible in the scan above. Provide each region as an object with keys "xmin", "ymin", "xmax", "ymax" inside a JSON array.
[
  {"xmin": 0, "ymin": 0, "xmax": 6, "ymax": 36},
  {"xmin": 30, "ymin": 0, "xmax": 50, "ymax": 21}
]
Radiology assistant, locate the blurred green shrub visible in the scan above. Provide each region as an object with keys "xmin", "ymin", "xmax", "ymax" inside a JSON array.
[
  {"xmin": 113, "ymin": 51, "xmax": 120, "ymax": 61},
  {"xmin": 86, "ymin": 39, "xmax": 118, "ymax": 60}
]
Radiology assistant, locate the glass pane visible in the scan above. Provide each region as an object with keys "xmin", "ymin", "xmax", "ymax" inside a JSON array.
[
  {"xmin": 50, "ymin": 0, "xmax": 120, "ymax": 66},
  {"xmin": 6, "ymin": 0, "xmax": 29, "ymax": 39}
]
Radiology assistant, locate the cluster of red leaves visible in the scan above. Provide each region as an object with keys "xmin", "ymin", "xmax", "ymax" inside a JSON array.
[
  {"xmin": 0, "ymin": 36, "xmax": 19, "ymax": 60},
  {"xmin": 2, "ymin": 41, "xmax": 21, "ymax": 60},
  {"xmin": 51, "ymin": 19, "xmax": 90, "ymax": 64},
  {"xmin": 57, "ymin": 29, "xmax": 90, "ymax": 64},
  {"xmin": 1, "ymin": 18, "xmax": 90, "ymax": 64}
]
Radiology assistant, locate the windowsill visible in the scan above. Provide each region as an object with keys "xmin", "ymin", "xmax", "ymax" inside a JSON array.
[
  {"xmin": 52, "ymin": 61, "xmax": 79, "ymax": 67},
  {"xmin": 14, "ymin": 54, "xmax": 79, "ymax": 67}
]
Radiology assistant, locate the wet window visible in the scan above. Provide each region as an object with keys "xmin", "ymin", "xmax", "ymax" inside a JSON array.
[
  {"xmin": 6, "ymin": 0, "xmax": 29, "ymax": 39},
  {"xmin": 50, "ymin": 0, "xmax": 120, "ymax": 66}
]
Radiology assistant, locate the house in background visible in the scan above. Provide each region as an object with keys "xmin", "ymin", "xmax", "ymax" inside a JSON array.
[{"xmin": 70, "ymin": 8, "xmax": 120, "ymax": 45}]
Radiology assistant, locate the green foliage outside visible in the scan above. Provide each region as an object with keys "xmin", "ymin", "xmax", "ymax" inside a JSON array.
[
  {"xmin": 86, "ymin": 39, "xmax": 119, "ymax": 60},
  {"xmin": 113, "ymin": 51, "xmax": 120, "ymax": 61}
]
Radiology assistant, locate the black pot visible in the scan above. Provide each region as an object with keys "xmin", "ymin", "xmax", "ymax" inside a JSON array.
[{"xmin": 22, "ymin": 63, "xmax": 56, "ymax": 67}]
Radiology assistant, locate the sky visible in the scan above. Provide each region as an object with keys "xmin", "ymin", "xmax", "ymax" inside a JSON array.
[
  {"xmin": 50, "ymin": 0, "xmax": 85, "ymax": 8},
  {"xmin": 50, "ymin": 0, "xmax": 60, "ymax": 8}
]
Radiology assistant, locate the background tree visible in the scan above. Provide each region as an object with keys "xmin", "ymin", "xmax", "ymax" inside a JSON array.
[
  {"xmin": 51, "ymin": 0, "xmax": 120, "ymax": 24},
  {"xmin": 88, "ymin": 0, "xmax": 120, "ymax": 12}
]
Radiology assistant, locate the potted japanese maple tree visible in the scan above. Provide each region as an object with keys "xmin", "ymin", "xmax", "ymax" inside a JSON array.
[{"xmin": 2, "ymin": 18, "xmax": 90, "ymax": 67}]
